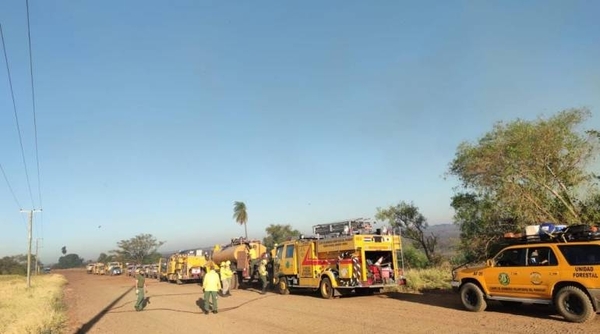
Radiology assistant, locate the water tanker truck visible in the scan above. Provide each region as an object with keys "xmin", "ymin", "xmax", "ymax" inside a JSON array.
[{"xmin": 212, "ymin": 238, "xmax": 268, "ymax": 289}]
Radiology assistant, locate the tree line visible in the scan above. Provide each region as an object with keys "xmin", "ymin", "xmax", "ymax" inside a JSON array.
[
  {"xmin": 6, "ymin": 108, "xmax": 595, "ymax": 273},
  {"xmin": 234, "ymin": 108, "xmax": 600, "ymax": 269}
]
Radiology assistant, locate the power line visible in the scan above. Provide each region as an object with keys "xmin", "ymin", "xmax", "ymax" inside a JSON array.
[
  {"xmin": 0, "ymin": 162, "xmax": 22, "ymax": 209},
  {"xmin": 0, "ymin": 162, "xmax": 27, "ymax": 232},
  {"xmin": 25, "ymin": 0, "xmax": 43, "ymax": 210},
  {"xmin": 0, "ymin": 23, "xmax": 36, "ymax": 209}
]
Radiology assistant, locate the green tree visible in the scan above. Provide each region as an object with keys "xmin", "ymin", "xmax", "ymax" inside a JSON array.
[
  {"xmin": 448, "ymin": 108, "xmax": 600, "ymax": 262},
  {"xmin": 233, "ymin": 201, "xmax": 248, "ymax": 239},
  {"xmin": 0, "ymin": 255, "xmax": 27, "ymax": 275},
  {"xmin": 450, "ymin": 192, "xmax": 517, "ymax": 262},
  {"xmin": 263, "ymin": 224, "xmax": 301, "ymax": 248},
  {"xmin": 97, "ymin": 253, "xmax": 113, "ymax": 263},
  {"xmin": 56, "ymin": 254, "xmax": 84, "ymax": 269},
  {"xmin": 61, "ymin": 246, "xmax": 67, "ymax": 255},
  {"xmin": 448, "ymin": 108, "xmax": 599, "ymax": 226},
  {"xmin": 401, "ymin": 244, "xmax": 430, "ymax": 269},
  {"xmin": 112, "ymin": 234, "xmax": 165, "ymax": 265},
  {"xmin": 376, "ymin": 201, "xmax": 438, "ymax": 264}
]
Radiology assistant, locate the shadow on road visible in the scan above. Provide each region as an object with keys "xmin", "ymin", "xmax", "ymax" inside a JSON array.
[
  {"xmin": 108, "ymin": 292, "xmax": 272, "ymax": 315},
  {"xmin": 381, "ymin": 290, "xmax": 560, "ymax": 321},
  {"xmin": 75, "ymin": 286, "xmax": 134, "ymax": 334}
]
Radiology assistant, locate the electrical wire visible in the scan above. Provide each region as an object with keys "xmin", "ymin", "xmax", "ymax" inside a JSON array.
[
  {"xmin": 26, "ymin": 0, "xmax": 44, "ymax": 239},
  {"xmin": 0, "ymin": 163, "xmax": 22, "ymax": 209},
  {"xmin": 26, "ymin": 0, "xmax": 43, "ymax": 211},
  {"xmin": 0, "ymin": 23, "xmax": 36, "ymax": 209},
  {"xmin": 0, "ymin": 162, "xmax": 27, "ymax": 231}
]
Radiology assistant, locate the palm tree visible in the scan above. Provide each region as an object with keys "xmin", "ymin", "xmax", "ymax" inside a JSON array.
[{"xmin": 233, "ymin": 201, "xmax": 248, "ymax": 239}]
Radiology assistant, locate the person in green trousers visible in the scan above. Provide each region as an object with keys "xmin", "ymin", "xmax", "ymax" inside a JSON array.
[
  {"xmin": 259, "ymin": 259, "xmax": 268, "ymax": 295},
  {"xmin": 202, "ymin": 263, "xmax": 221, "ymax": 314},
  {"xmin": 134, "ymin": 269, "xmax": 147, "ymax": 311}
]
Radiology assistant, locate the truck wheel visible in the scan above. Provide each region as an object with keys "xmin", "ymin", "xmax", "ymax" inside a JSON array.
[
  {"xmin": 460, "ymin": 282, "xmax": 487, "ymax": 312},
  {"xmin": 230, "ymin": 273, "xmax": 238, "ymax": 290},
  {"xmin": 555, "ymin": 286, "xmax": 595, "ymax": 323},
  {"xmin": 277, "ymin": 278, "xmax": 290, "ymax": 295},
  {"xmin": 320, "ymin": 277, "xmax": 334, "ymax": 299}
]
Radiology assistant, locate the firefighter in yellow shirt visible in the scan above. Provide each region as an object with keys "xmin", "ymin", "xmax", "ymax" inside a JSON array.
[
  {"xmin": 258, "ymin": 259, "xmax": 268, "ymax": 295},
  {"xmin": 247, "ymin": 244, "xmax": 259, "ymax": 278},
  {"xmin": 202, "ymin": 263, "xmax": 221, "ymax": 314},
  {"xmin": 220, "ymin": 261, "xmax": 233, "ymax": 297}
]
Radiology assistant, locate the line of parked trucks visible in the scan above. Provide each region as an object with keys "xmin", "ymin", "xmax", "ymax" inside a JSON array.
[{"xmin": 87, "ymin": 219, "xmax": 407, "ymax": 299}]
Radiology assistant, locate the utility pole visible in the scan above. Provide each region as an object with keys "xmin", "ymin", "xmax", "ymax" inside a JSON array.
[
  {"xmin": 35, "ymin": 238, "xmax": 43, "ymax": 275},
  {"xmin": 21, "ymin": 209, "xmax": 42, "ymax": 288}
]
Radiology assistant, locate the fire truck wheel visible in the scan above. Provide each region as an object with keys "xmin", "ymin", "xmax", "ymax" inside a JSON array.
[
  {"xmin": 320, "ymin": 277, "xmax": 334, "ymax": 299},
  {"xmin": 277, "ymin": 278, "xmax": 290, "ymax": 295},
  {"xmin": 231, "ymin": 274, "xmax": 239, "ymax": 290}
]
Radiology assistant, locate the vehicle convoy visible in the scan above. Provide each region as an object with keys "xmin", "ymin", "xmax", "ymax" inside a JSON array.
[
  {"xmin": 270, "ymin": 219, "xmax": 405, "ymax": 299},
  {"xmin": 164, "ymin": 249, "xmax": 208, "ymax": 284},
  {"xmin": 146, "ymin": 263, "xmax": 158, "ymax": 279},
  {"xmin": 212, "ymin": 238, "xmax": 268, "ymax": 289},
  {"xmin": 92, "ymin": 263, "xmax": 105, "ymax": 275},
  {"xmin": 157, "ymin": 258, "xmax": 168, "ymax": 281},
  {"xmin": 106, "ymin": 262, "xmax": 123, "ymax": 276},
  {"xmin": 451, "ymin": 223, "xmax": 600, "ymax": 323}
]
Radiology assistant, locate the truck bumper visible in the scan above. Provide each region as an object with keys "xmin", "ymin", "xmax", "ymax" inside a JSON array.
[{"xmin": 450, "ymin": 280, "xmax": 460, "ymax": 292}]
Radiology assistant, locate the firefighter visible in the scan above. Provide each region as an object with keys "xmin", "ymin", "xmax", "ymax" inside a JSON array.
[
  {"xmin": 248, "ymin": 244, "xmax": 259, "ymax": 278},
  {"xmin": 258, "ymin": 258, "xmax": 268, "ymax": 295},
  {"xmin": 220, "ymin": 261, "xmax": 233, "ymax": 297},
  {"xmin": 133, "ymin": 269, "xmax": 148, "ymax": 311},
  {"xmin": 202, "ymin": 262, "xmax": 221, "ymax": 314}
]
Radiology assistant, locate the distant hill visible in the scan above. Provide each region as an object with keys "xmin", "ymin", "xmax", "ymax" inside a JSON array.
[{"xmin": 425, "ymin": 223, "xmax": 460, "ymax": 256}]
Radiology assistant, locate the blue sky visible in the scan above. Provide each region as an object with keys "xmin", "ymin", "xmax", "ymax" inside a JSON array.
[{"xmin": 1, "ymin": 1, "xmax": 599, "ymax": 264}]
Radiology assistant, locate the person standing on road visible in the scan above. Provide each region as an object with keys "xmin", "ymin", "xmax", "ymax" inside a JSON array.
[
  {"xmin": 258, "ymin": 259, "xmax": 268, "ymax": 295},
  {"xmin": 202, "ymin": 263, "xmax": 221, "ymax": 314},
  {"xmin": 134, "ymin": 269, "xmax": 148, "ymax": 311},
  {"xmin": 247, "ymin": 244, "xmax": 259, "ymax": 278},
  {"xmin": 220, "ymin": 261, "xmax": 233, "ymax": 297}
]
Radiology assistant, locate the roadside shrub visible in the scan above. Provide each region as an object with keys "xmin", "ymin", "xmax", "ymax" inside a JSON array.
[{"xmin": 403, "ymin": 264, "xmax": 452, "ymax": 291}]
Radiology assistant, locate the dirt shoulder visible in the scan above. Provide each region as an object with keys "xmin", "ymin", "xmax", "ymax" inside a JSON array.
[{"xmin": 59, "ymin": 269, "xmax": 600, "ymax": 334}]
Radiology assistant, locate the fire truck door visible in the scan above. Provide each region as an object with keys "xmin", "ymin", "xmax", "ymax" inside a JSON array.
[
  {"xmin": 297, "ymin": 243, "xmax": 315, "ymax": 278},
  {"xmin": 279, "ymin": 244, "xmax": 297, "ymax": 276}
]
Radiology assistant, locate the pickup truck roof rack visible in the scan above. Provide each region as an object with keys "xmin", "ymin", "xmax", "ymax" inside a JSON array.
[{"xmin": 504, "ymin": 224, "xmax": 600, "ymax": 244}]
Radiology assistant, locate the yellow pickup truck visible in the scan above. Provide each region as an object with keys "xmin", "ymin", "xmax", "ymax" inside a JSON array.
[{"xmin": 451, "ymin": 236, "xmax": 600, "ymax": 323}]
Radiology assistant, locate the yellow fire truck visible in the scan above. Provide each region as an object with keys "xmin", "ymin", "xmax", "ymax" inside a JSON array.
[
  {"xmin": 164, "ymin": 249, "xmax": 208, "ymax": 284},
  {"xmin": 272, "ymin": 219, "xmax": 405, "ymax": 298}
]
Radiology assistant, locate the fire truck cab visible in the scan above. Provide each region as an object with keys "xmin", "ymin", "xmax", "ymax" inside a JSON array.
[{"xmin": 272, "ymin": 219, "xmax": 405, "ymax": 298}]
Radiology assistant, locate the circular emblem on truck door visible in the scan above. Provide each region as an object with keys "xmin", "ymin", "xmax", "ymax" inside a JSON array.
[
  {"xmin": 530, "ymin": 272, "xmax": 542, "ymax": 285},
  {"xmin": 498, "ymin": 273, "xmax": 510, "ymax": 286}
]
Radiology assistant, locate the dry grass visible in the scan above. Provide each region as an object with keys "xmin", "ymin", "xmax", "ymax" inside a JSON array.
[
  {"xmin": 403, "ymin": 264, "xmax": 453, "ymax": 292},
  {"xmin": 382, "ymin": 265, "xmax": 453, "ymax": 293},
  {"xmin": 0, "ymin": 274, "xmax": 68, "ymax": 334}
]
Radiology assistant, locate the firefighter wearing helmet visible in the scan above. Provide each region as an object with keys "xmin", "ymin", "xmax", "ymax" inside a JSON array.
[{"xmin": 258, "ymin": 258, "xmax": 268, "ymax": 294}]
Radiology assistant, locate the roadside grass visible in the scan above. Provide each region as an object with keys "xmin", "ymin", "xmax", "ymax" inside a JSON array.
[
  {"xmin": 0, "ymin": 274, "xmax": 68, "ymax": 334},
  {"xmin": 384, "ymin": 264, "xmax": 453, "ymax": 293},
  {"xmin": 403, "ymin": 265, "xmax": 452, "ymax": 292}
]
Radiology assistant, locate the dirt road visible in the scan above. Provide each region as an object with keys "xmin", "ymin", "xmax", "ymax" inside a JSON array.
[{"xmin": 59, "ymin": 269, "xmax": 599, "ymax": 334}]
